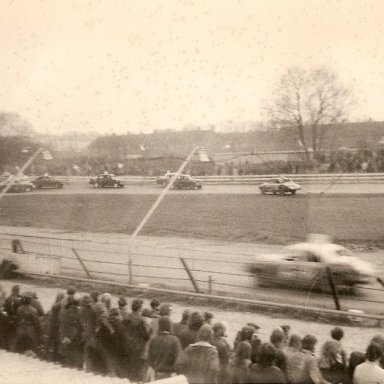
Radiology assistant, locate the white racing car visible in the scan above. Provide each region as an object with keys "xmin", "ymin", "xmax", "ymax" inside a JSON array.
[{"xmin": 247, "ymin": 235, "xmax": 375, "ymax": 292}]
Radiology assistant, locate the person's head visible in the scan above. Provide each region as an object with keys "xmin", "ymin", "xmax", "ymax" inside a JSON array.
[
  {"xmin": 159, "ymin": 304, "xmax": 171, "ymax": 316},
  {"xmin": 366, "ymin": 342, "xmax": 383, "ymax": 362},
  {"xmin": 142, "ymin": 308, "xmax": 152, "ymax": 318},
  {"xmin": 67, "ymin": 285, "xmax": 76, "ymax": 296},
  {"xmin": 90, "ymin": 291, "xmax": 99, "ymax": 303},
  {"xmin": 188, "ymin": 312, "xmax": 204, "ymax": 331},
  {"xmin": 212, "ymin": 322, "xmax": 226, "ymax": 338},
  {"xmin": 100, "ymin": 293, "xmax": 112, "ymax": 308},
  {"xmin": 288, "ymin": 334, "xmax": 301, "ymax": 351},
  {"xmin": 81, "ymin": 295, "xmax": 93, "ymax": 307},
  {"xmin": 280, "ymin": 325, "xmax": 291, "ymax": 340},
  {"xmin": 150, "ymin": 298, "xmax": 160, "ymax": 310},
  {"xmin": 159, "ymin": 316, "xmax": 172, "ymax": 333},
  {"xmin": 320, "ymin": 340, "xmax": 340, "ymax": 363},
  {"xmin": 65, "ymin": 296, "xmax": 79, "ymax": 309},
  {"xmin": 181, "ymin": 309, "xmax": 191, "ymax": 324},
  {"xmin": 118, "ymin": 296, "xmax": 127, "ymax": 308},
  {"xmin": 11, "ymin": 285, "xmax": 20, "ymax": 295},
  {"xmin": 204, "ymin": 312, "xmax": 214, "ymax": 324},
  {"xmin": 302, "ymin": 335, "xmax": 318, "ymax": 353},
  {"xmin": 21, "ymin": 293, "xmax": 33, "ymax": 305},
  {"xmin": 270, "ymin": 327, "xmax": 285, "ymax": 347},
  {"xmin": 198, "ymin": 324, "xmax": 213, "ymax": 342},
  {"xmin": 235, "ymin": 341, "xmax": 252, "ymax": 361},
  {"xmin": 371, "ymin": 335, "xmax": 384, "ymax": 352},
  {"xmin": 55, "ymin": 292, "xmax": 65, "ymax": 303},
  {"xmin": 240, "ymin": 326, "xmax": 255, "ymax": 342},
  {"xmin": 331, "ymin": 327, "xmax": 344, "ymax": 341},
  {"xmin": 258, "ymin": 343, "xmax": 278, "ymax": 367},
  {"xmin": 109, "ymin": 308, "xmax": 121, "ymax": 321},
  {"xmin": 131, "ymin": 298, "xmax": 144, "ymax": 313}
]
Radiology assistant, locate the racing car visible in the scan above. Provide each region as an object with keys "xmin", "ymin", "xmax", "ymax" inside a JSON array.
[
  {"xmin": 89, "ymin": 173, "xmax": 124, "ymax": 188},
  {"xmin": 0, "ymin": 177, "xmax": 34, "ymax": 193},
  {"xmin": 259, "ymin": 177, "xmax": 301, "ymax": 195},
  {"xmin": 171, "ymin": 174, "xmax": 202, "ymax": 190},
  {"xmin": 32, "ymin": 175, "xmax": 63, "ymax": 189},
  {"xmin": 247, "ymin": 236, "xmax": 374, "ymax": 292}
]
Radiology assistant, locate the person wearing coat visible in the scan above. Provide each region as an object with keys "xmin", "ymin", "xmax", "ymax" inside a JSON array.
[
  {"xmin": 13, "ymin": 293, "xmax": 42, "ymax": 354},
  {"xmin": 148, "ymin": 316, "xmax": 182, "ymax": 380},
  {"xmin": 176, "ymin": 324, "xmax": 220, "ymax": 384},
  {"xmin": 58, "ymin": 297, "xmax": 83, "ymax": 368}
]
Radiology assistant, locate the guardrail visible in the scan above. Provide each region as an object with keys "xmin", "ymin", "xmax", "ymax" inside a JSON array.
[{"xmin": 32, "ymin": 173, "xmax": 384, "ymax": 185}]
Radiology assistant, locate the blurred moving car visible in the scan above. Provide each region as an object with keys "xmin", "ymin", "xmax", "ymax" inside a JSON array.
[
  {"xmin": 32, "ymin": 175, "xmax": 63, "ymax": 189},
  {"xmin": 172, "ymin": 174, "xmax": 202, "ymax": 190},
  {"xmin": 0, "ymin": 177, "xmax": 34, "ymax": 193},
  {"xmin": 89, "ymin": 173, "xmax": 124, "ymax": 188},
  {"xmin": 156, "ymin": 172, "xmax": 180, "ymax": 186},
  {"xmin": 247, "ymin": 236, "xmax": 374, "ymax": 292},
  {"xmin": 259, "ymin": 177, "xmax": 301, "ymax": 195}
]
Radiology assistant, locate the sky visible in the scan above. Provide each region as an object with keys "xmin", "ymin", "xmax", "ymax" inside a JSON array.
[{"xmin": 1, "ymin": 0, "xmax": 384, "ymax": 135}]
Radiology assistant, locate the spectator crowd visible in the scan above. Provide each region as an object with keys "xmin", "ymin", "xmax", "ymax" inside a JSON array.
[{"xmin": 0, "ymin": 283, "xmax": 382, "ymax": 384}]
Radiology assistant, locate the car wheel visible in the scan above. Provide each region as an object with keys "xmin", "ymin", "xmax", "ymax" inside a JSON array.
[
  {"xmin": 279, "ymin": 187, "xmax": 285, "ymax": 196},
  {"xmin": 260, "ymin": 189, "xmax": 266, "ymax": 195},
  {"xmin": 291, "ymin": 190, "xmax": 296, "ymax": 195},
  {"xmin": 114, "ymin": 183, "xmax": 118, "ymax": 188},
  {"xmin": 95, "ymin": 183, "xmax": 99, "ymax": 188},
  {"xmin": 26, "ymin": 187, "xmax": 32, "ymax": 192}
]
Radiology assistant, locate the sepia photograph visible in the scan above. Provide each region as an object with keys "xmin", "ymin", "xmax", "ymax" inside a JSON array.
[{"xmin": 1, "ymin": 0, "xmax": 384, "ymax": 383}]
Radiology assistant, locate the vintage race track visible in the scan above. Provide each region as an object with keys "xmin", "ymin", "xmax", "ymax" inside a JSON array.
[{"xmin": 0, "ymin": 183, "xmax": 383, "ymax": 315}]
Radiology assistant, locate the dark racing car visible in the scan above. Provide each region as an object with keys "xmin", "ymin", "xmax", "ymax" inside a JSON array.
[
  {"xmin": 89, "ymin": 173, "xmax": 124, "ymax": 188},
  {"xmin": 32, "ymin": 175, "xmax": 63, "ymax": 189},
  {"xmin": 171, "ymin": 175, "xmax": 202, "ymax": 190}
]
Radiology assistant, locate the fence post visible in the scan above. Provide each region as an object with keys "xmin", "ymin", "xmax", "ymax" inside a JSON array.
[
  {"xmin": 208, "ymin": 275, "xmax": 213, "ymax": 295},
  {"xmin": 128, "ymin": 259, "xmax": 133, "ymax": 285},
  {"xmin": 71, "ymin": 248, "xmax": 92, "ymax": 279},
  {"xmin": 326, "ymin": 266, "xmax": 341, "ymax": 310},
  {"xmin": 12, "ymin": 239, "xmax": 24, "ymax": 253},
  {"xmin": 180, "ymin": 257, "xmax": 201, "ymax": 293}
]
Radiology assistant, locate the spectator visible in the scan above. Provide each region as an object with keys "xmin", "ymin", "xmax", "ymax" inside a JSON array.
[
  {"xmin": 178, "ymin": 311, "xmax": 204, "ymax": 349},
  {"xmin": 3, "ymin": 284, "xmax": 22, "ymax": 350},
  {"xmin": 97, "ymin": 308, "xmax": 130, "ymax": 378},
  {"xmin": 100, "ymin": 293, "xmax": 112, "ymax": 313},
  {"xmin": 58, "ymin": 297, "xmax": 82, "ymax": 368},
  {"xmin": 249, "ymin": 342, "xmax": 286, "ymax": 383},
  {"xmin": 13, "ymin": 293, "xmax": 42, "ymax": 355},
  {"xmin": 150, "ymin": 299, "xmax": 161, "ymax": 318},
  {"xmin": 228, "ymin": 341, "xmax": 252, "ymax": 384},
  {"xmin": 353, "ymin": 343, "xmax": 384, "ymax": 384},
  {"xmin": 124, "ymin": 298, "xmax": 150, "ymax": 382},
  {"xmin": 148, "ymin": 316, "xmax": 182, "ymax": 380},
  {"xmin": 173, "ymin": 309, "xmax": 191, "ymax": 340},
  {"xmin": 117, "ymin": 296, "xmax": 129, "ymax": 321},
  {"xmin": 318, "ymin": 340, "xmax": 348, "ymax": 384},
  {"xmin": 211, "ymin": 322, "xmax": 231, "ymax": 383},
  {"xmin": 288, "ymin": 334, "xmax": 330, "ymax": 384},
  {"xmin": 151, "ymin": 304, "xmax": 172, "ymax": 338},
  {"xmin": 270, "ymin": 327, "xmax": 288, "ymax": 378},
  {"xmin": 176, "ymin": 324, "xmax": 220, "ymax": 384},
  {"xmin": 330, "ymin": 327, "xmax": 347, "ymax": 367},
  {"xmin": 47, "ymin": 292, "xmax": 65, "ymax": 362},
  {"xmin": 204, "ymin": 312, "xmax": 214, "ymax": 325}
]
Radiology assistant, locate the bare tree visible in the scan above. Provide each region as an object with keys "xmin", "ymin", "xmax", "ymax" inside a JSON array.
[{"xmin": 268, "ymin": 66, "xmax": 354, "ymax": 160}]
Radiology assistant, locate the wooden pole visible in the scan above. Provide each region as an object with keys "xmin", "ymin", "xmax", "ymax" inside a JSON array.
[
  {"xmin": 71, "ymin": 248, "xmax": 92, "ymax": 279},
  {"xmin": 208, "ymin": 275, "xmax": 213, "ymax": 295},
  {"xmin": 326, "ymin": 266, "xmax": 341, "ymax": 310},
  {"xmin": 180, "ymin": 257, "xmax": 201, "ymax": 293}
]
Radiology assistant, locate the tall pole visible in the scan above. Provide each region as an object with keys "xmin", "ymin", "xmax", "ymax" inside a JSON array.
[
  {"xmin": 0, "ymin": 147, "xmax": 43, "ymax": 202},
  {"xmin": 128, "ymin": 147, "xmax": 198, "ymax": 283}
]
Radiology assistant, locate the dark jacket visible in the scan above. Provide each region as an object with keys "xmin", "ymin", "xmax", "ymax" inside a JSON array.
[
  {"xmin": 249, "ymin": 363, "xmax": 286, "ymax": 384},
  {"xmin": 16, "ymin": 304, "xmax": 42, "ymax": 339},
  {"xmin": 176, "ymin": 341, "xmax": 220, "ymax": 384},
  {"xmin": 148, "ymin": 331, "xmax": 182, "ymax": 374},
  {"xmin": 228, "ymin": 358, "xmax": 251, "ymax": 384},
  {"xmin": 59, "ymin": 305, "xmax": 82, "ymax": 343},
  {"xmin": 124, "ymin": 311, "xmax": 150, "ymax": 358},
  {"xmin": 97, "ymin": 316, "xmax": 130, "ymax": 357},
  {"xmin": 211, "ymin": 335, "xmax": 231, "ymax": 383},
  {"xmin": 178, "ymin": 328, "xmax": 200, "ymax": 350}
]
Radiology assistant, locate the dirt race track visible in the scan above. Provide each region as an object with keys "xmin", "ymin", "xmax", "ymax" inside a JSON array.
[{"xmin": 0, "ymin": 184, "xmax": 384, "ymax": 316}]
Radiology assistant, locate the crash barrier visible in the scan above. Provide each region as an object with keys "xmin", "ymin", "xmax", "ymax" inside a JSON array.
[
  {"xmin": 1, "ymin": 232, "xmax": 384, "ymax": 321},
  {"xmin": 26, "ymin": 173, "xmax": 384, "ymax": 185},
  {"xmin": 0, "ymin": 349, "xmax": 187, "ymax": 384}
]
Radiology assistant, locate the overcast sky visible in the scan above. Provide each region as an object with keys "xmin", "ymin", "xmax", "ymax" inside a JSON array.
[{"xmin": 1, "ymin": 0, "xmax": 384, "ymax": 135}]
